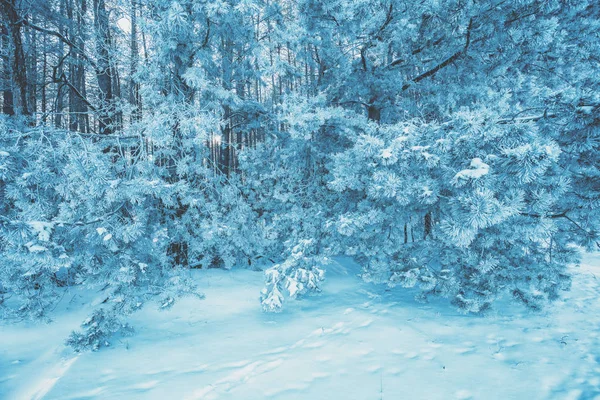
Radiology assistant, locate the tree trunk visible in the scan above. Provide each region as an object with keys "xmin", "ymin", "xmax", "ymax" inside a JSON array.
[
  {"xmin": 367, "ymin": 105, "xmax": 381, "ymax": 122},
  {"xmin": 67, "ymin": 0, "xmax": 88, "ymax": 132},
  {"xmin": 220, "ymin": 38, "xmax": 234, "ymax": 176},
  {"xmin": 93, "ymin": 0, "xmax": 114, "ymax": 134},
  {"xmin": 41, "ymin": 23, "xmax": 47, "ymax": 117},
  {"xmin": 1, "ymin": 24, "xmax": 14, "ymax": 115},
  {"xmin": 27, "ymin": 17, "xmax": 37, "ymax": 117},
  {"xmin": 0, "ymin": 0, "xmax": 30, "ymax": 116},
  {"xmin": 54, "ymin": 0, "xmax": 66, "ymax": 128},
  {"xmin": 129, "ymin": 0, "xmax": 141, "ymax": 122},
  {"xmin": 424, "ymin": 212, "xmax": 432, "ymax": 240}
]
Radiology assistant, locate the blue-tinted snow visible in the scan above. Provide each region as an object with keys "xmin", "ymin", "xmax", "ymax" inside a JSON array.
[{"xmin": 1, "ymin": 254, "xmax": 599, "ymax": 399}]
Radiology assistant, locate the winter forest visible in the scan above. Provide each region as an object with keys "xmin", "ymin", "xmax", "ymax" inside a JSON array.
[{"xmin": 1, "ymin": 0, "xmax": 599, "ymax": 398}]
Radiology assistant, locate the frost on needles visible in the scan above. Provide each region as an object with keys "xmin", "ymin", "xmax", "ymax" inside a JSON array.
[{"xmin": 0, "ymin": 0, "xmax": 599, "ymax": 349}]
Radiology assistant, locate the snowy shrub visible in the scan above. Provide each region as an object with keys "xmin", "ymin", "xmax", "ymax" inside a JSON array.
[
  {"xmin": 67, "ymin": 308, "xmax": 134, "ymax": 352},
  {"xmin": 1, "ymin": 0, "xmax": 599, "ymax": 343},
  {"xmin": 240, "ymin": 96, "xmax": 355, "ymax": 310},
  {"xmin": 0, "ymin": 116, "xmax": 230, "ymax": 340},
  {"xmin": 261, "ymin": 239, "xmax": 326, "ymax": 312},
  {"xmin": 329, "ymin": 111, "xmax": 575, "ymax": 312}
]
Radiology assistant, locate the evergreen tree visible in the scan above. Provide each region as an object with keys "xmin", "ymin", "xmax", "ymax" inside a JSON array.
[{"xmin": 0, "ymin": 0, "xmax": 598, "ymax": 347}]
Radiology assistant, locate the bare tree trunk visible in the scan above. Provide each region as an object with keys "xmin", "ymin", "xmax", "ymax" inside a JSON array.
[
  {"xmin": 129, "ymin": 0, "xmax": 141, "ymax": 122},
  {"xmin": 424, "ymin": 212, "xmax": 432, "ymax": 240},
  {"xmin": 41, "ymin": 22, "xmax": 47, "ymax": 117},
  {"xmin": 93, "ymin": 0, "xmax": 114, "ymax": 134},
  {"xmin": 0, "ymin": 0, "xmax": 30, "ymax": 116},
  {"xmin": 111, "ymin": 61, "xmax": 122, "ymax": 131},
  {"xmin": 1, "ymin": 24, "xmax": 14, "ymax": 115},
  {"xmin": 107, "ymin": 16, "xmax": 122, "ymax": 132},
  {"xmin": 367, "ymin": 105, "xmax": 381, "ymax": 122},
  {"xmin": 67, "ymin": 0, "xmax": 88, "ymax": 132},
  {"xmin": 163, "ymin": 4, "xmax": 196, "ymax": 268},
  {"xmin": 26, "ymin": 17, "xmax": 37, "ymax": 118},
  {"xmin": 54, "ymin": 0, "xmax": 66, "ymax": 128},
  {"xmin": 220, "ymin": 37, "xmax": 233, "ymax": 176}
]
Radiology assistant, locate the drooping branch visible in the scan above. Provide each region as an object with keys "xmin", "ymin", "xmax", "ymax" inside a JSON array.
[
  {"xmin": 520, "ymin": 211, "xmax": 568, "ymax": 219},
  {"xmin": 385, "ymin": 57, "xmax": 406, "ymax": 69},
  {"xmin": 0, "ymin": 203, "xmax": 128, "ymax": 229},
  {"xmin": 497, "ymin": 112, "xmax": 557, "ymax": 124},
  {"xmin": 52, "ymin": 68, "xmax": 97, "ymax": 112},
  {"xmin": 521, "ymin": 211, "xmax": 600, "ymax": 249},
  {"xmin": 402, "ymin": 18, "xmax": 473, "ymax": 91},
  {"xmin": 496, "ymin": 102, "xmax": 599, "ymax": 125}
]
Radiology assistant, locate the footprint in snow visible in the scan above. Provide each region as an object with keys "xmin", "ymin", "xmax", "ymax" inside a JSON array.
[
  {"xmin": 69, "ymin": 386, "xmax": 106, "ymax": 399},
  {"xmin": 180, "ymin": 364, "xmax": 209, "ymax": 374},
  {"xmin": 189, "ymin": 358, "xmax": 285, "ymax": 398},
  {"xmin": 263, "ymin": 382, "xmax": 309, "ymax": 397},
  {"xmin": 291, "ymin": 339, "xmax": 306, "ymax": 349},
  {"xmin": 303, "ymin": 341, "xmax": 326, "ymax": 349},
  {"xmin": 303, "ymin": 371, "xmax": 331, "ymax": 382},
  {"xmin": 312, "ymin": 322, "xmax": 346, "ymax": 336},
  {"xmin": 353, "ymin": 347, "xmax": 374, "ymax": 357},
  {"xmin": 260, "ymin": 346, "xmax": 288, "ymax": 356},
  {"xmin": 358, "ymin": 319, "xmax": 373, "ymax": 328},
  {"xmin": 219, "ymin": 360, "xmax": 254, "ymax": 370},
  {"xmin": 357, "ymin": 289, "xmax": 382, "ymax": 300},
  {"xmin": 455, "ymin": 389, "xmax": 473, "ymax": 399},
  {"xmin": 387, "ymin": 367, "xmax": 403, "ymax": 375},
  {"xmin": 186, "ymin": 384, "xmax": 215, "ymax": 400},
  {"xmin": 129, "ymin": 380, "xmax": 159, "ymax": 391},
  {"xmin": 454, "ymin": 347, "xmax": 476, "ymax": 355},
  {"xmin": 366, "ymin": 365, "xmax": 382, "ymax": 373}
]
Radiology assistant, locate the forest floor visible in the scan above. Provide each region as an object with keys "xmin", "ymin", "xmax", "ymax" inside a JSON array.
[{"xmin": 1, "ymin": 254, "xmax": 600, "ymax": 400}]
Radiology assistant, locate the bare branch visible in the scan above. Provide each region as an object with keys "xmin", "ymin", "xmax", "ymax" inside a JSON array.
[
  {"xmin": 402, "ymin": 18, "xmax": 473, "ymax": 91},
  {"xmin": 20, "ymin": 18, "xmax": 97, "ymax": 70},
  {"xmin": 497, "ymin": 113, "xmax": 557, "ymax": 124}
]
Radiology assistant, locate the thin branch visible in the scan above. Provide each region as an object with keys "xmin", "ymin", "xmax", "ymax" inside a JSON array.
[
  {"xmin": 402, "ymin": 18, "xmax": 473, "ymax": 91},
  {"xmin": 521, "ymin": 211, "xmax": 600, "ymax": 249},
  {"xmin": 360, "ymin": 3, "xmax": 394, "ymax": 72},
  {"xmin": 561, "ymin": 215, "xmax": 600, "ymax": 249},
  {"xmin": 374, "ymin": 3, "xmax": 394, "ymax": 41},
  {"xmin": 54, "ymin": 72, "xmax": 97, "ymax": 111},
  {"xmin": 360, "ymin": 46, "xmax": 368, "ymax": 71},
  {"xmin": 201, "ymin": 18, "xmax": 211, "ymax": 48},
  {"xmin": 65, "ymin": 203, "xmax": 127, "ymax": 227},
  {"xmin": 69, "ymin": 131, "xmax": 141, "ymax": 141},
  {"xmin": 520, "ymin": 211, "xmax": 568, "ymax": 219},
  {"xmin": 385, "ymin": 58, "xmax": 406, "ymax": 69},
  {"xmin": 497, "ymin": 112, "xmax": 557, "ymax": 124},
  {"xmin": 19, "ymin": 18, "xmax": 97, "ymax": 70},
  {"xmin": 334, "ymin": 100, "xmax": 370, "ymax": 108}
]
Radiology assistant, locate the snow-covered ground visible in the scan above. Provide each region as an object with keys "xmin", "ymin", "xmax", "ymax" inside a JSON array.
[{"xmin": 2, "ymin": 254, "xmax": 600, "ymax": 400}]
